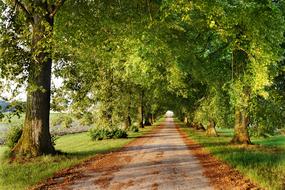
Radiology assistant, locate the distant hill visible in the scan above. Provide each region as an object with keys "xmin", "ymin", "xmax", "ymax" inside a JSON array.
[{"xmin": 0, "ymin": 100, "xmax": 9, "ymax": 111}]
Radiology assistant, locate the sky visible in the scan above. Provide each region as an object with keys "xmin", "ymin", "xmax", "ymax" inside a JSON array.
[
  {"xmin": 165, "ymin": 110, "xmax": 174, "ymax": 117},
  {"xmin": 1, "ymin": 77, "xmax": 63, "ymax": 101}
]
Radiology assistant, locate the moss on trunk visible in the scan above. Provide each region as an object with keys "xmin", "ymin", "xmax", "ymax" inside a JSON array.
[
  {"xmin": 12, "ymin": 13, "xmax": 55, "ymax": 157},
  {"xmin": 206, "ymin": 119, "xmax": 218, "ymax": 137},
  {"xmin": 231, "ymin": 110, "xmax": 251, "ymax": 145}
]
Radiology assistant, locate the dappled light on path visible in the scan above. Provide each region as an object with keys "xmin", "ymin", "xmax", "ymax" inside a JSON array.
[{"xmin": 66, "ymin": 118, "xmax": 212, "ymax": 190}]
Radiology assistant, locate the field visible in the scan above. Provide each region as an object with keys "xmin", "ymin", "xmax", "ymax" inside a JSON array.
[
  {"xmin": 0, "ymin": 114, "xmax": 24, "ymax": 144},
  {"xmin": 0, "ymin": 146, "xmax": 7, "ymax": 157},
  {"xmin": 0, "ymin": 113, "xmax": 90, "ymax": 145},
  {"xmin": 0, "ymin": 124, "xmax": 158, "ymax": 190},
  {"xmin": 180, "ymin": 125, "xmax": 285, "ymax": 190}
]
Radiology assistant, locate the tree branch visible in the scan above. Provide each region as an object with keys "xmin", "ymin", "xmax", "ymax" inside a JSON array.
[
  {"xmin": 49, "ymin": 0, "xmax": 66, "ymax": 18},
  {"xmin": 14, "ymin": 0, "xmax": 32, "ymax": 20}
]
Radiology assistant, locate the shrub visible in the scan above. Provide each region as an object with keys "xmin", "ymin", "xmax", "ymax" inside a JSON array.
[
  {"xmin": 249, "ymin": 124, "xmax": 275, "ymax": 138},
  {"xmin": 51, "ymin": 116, "xmax": 64, "ymax": 127},
  {"xmin": 5, "ymin": 125, "xmax": 23, "ymax": 148},
  {"xmin": 51, "ymin": 114, "xmax": 73, "ymax": 128},
  {"xmin": 90, "ymin": 128, "xmax": 128, "ymax": 141},
  {"xmin": 61, "ymin": 116, "xmax": 73, "ymax": 128},
  {"xmin": 129, "ymin": 125, "xmax": 139, "ymax": 132},
  {"xmin": 79, "ymin": 113, "xmax": 94, "ymax": 126},
  {"xmin": 113, "ymin": 129, "xmax": 128, "ymax": 139},
  {"xmin": 90, "ymin": 128, "xmax": 109, "ymax": 141}
]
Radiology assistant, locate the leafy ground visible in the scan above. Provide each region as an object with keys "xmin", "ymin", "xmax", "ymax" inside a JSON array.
[
  {"xmin": 180, "ymin": 125, "xmax": 285, "ymax": 190},
  {"xmin": 0, "ymin": 125, "xmax": 157, "ymax": 190}
]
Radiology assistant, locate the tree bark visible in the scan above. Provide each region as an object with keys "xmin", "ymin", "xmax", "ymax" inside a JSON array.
[
  {"xmin": 12, "ymin": 14, "xmax": 55, "ymax": 157},
  {"xmin": 124, "ymin": 115, "xmax": 131, "ymax": 130},
  {"xmin": 151, "ymin": 114, "xmax": 155, "ymax": 123},
  {"xmin": 124, "ymin": 103, "xmax": 132, "ymax": 130},
  {"xmin": 198, "ymin": 123, "xmax": 206, "ymax": 131},
  {"xmin": 184, "ymin": 116, "xmax": 191, "ymax": 127},
  {"xmin": 184, "ymin": 116, "xmax": 188, "ymax": 124},
  {"xmin": 206, "ymin": 119, "xmax": 218, "ymax": 137},
  {"xmin": 137, "ymin": 90, "xmax": 144, "ymax": 128},
  {"xmin": 137, "ymin": 105, "xmax": 144, "ymax": 128},
  {"xmin": 231, "ymin": 110, "xmax": 251, "ymax": 145},
  {"xmin": 149, "ymin": 116, "xmax": 153, "ymax": 125},
  {"xmin": 144, "ymin": 113, "xmax": 152, "ymax": 126}
]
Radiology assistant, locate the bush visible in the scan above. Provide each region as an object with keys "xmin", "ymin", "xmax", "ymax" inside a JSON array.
[
  {"xmin": 113, "ymin": 129, "xmax": 128, "ymax": 139},
  {"xmin": 51, "ymin": 115, "xmax": 73, "ymax": 128},
  {"xmin": 51, "ymin": 116, "xmax": 64, "ymax": 127},
  {"xmin": 129, "ymin": 125, "xmax": 139, "ymax": 132},
  {"xmin": 79, "ymin": 113, "xmax": 94, "ymax": 126},
  {"xmin": 90, "ymin": 128, "xmax": 128, "ymax": 141},
  {"xmin": 61, "ymin": 116, "xmax": 73, "ymax": 128},
  {"xmin": 5, "ymin": 125, "xmax": 23, "ymax": 148},
  {"xmin": 249, "ymin": 124, "xmax": 275, "ymax": 138}
]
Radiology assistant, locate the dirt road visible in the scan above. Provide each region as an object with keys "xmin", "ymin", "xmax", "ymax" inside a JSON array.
[
  {"xmin": 36, "ymin": 118, "xmax": 259, "ymax": 190},
  {"xmin": 61, "ymin": 118, "xmax": 213, "ymax": 190}
]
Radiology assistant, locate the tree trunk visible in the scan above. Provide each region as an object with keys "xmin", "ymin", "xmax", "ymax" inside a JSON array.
[
  {"xmin": 138, "ymin": 107, "xmax": 144, "ymax": 128},
  {"xmin": 184, "ymin": 116, "xmax": 191, "ymax": 127},
  {"xmin": 124, "ymin": 115, "xmax": 131, "ymax": 130},
  {"xmin": 184, "ymin": 116, "xmax": 188, "ymax": 124},
  {"xmin": 124, "ymin": 103, "xmax": 132, "ymax": 130},
  {"xmin": 198, "ymin": 123, "xmax": 206, "ymax": 131},
  {"xmin": 151, "ymin": 114, "xmax": 155, "ymax": 123},
  {"xmin": 206, "ymin": 119, "xmax": 218, "ymax": 137},
  {"xmin": 137, "ymin": 90, "xmax": 144, "ymax": 128},
  {"xmin": 192, "ymin": 122, "xmax": 198, "ymax": 129},
  {"xmin": 149, "ymin": 116, "xmax": 153, "ymax": 125},
  {"xmin": 231, "ymin": 110, "xmax": 251, "ymax": 145},
  {"xmin": 144, "ymin": 114, "xmax": 152, "ymax": 126},
  {"xmin": 12, "ymin": 15, "xmax": 55, "ymax": 157}
]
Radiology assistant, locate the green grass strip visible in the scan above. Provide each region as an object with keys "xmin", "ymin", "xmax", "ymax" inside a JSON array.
[
  {"xmin": 0, "ymin": 124, "xmax": 158, "ymax": 190},
  {"xmin": 179, "ymin": 124, "xmax": 285, "ymax": 190}
]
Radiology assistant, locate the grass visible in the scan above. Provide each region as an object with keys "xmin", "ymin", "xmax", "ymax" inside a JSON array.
[
  {"xmin": 179, "ymin": 124, "xmax": 285, "ymax": 190},
  {"xmin": 0, "ymin": 146, "xmax": 8, "ymax": 157},
  {"xmin": 254, "ymin": 135, "xmax": 285, "ymax": 148},
  {"xmin": 0, "ymin": 124, "xmax": 158, "ymax": 190}
]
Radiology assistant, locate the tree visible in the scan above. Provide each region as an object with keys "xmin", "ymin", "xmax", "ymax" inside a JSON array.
[
  {"xmin": 1, "ymin": 0, "xmax": 65, "ymax": 157},
  {"xmin": 52, "ymin": 0, "xmax": 175, "ymax": 131},
  {"xmin": 162, "ymin": 0, "xmax": 285, "ymax": 144}
]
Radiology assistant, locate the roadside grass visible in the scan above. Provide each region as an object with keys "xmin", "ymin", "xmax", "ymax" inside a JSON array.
[
  {"xmin": 179, "ymin": 124, "xmax": 285, "ymax": 190},
  {"xmin": 0, "ymin": 124, "xmax": 159, "ymax": 190},
  {"xmin": 0, "ymin": 146, "xmax": 7, "ymax": 157}
]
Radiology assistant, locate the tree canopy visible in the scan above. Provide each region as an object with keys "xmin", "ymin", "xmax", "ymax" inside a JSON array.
[{"xmin": 0, "ymin": 0, "xmax": 285, "ymax": 157}]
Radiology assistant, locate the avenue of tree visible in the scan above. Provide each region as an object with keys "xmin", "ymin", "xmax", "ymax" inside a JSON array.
[{"xmin": 0, "ymin": 0, "xmax": 285, "ymax": 157}]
